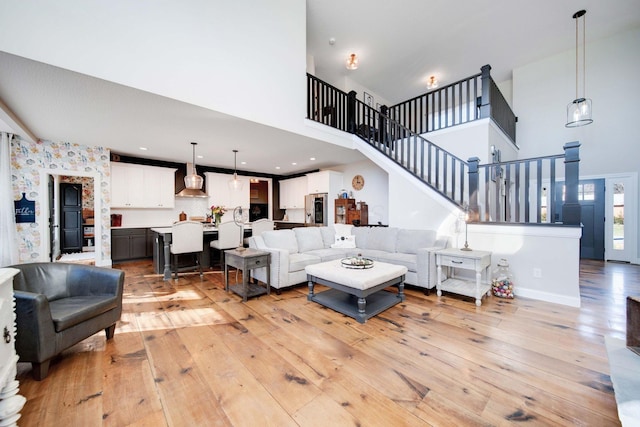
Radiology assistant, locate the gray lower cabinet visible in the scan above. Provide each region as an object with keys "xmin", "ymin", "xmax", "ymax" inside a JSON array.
[{"xmin": 111, "ymin": 228, "xmax": 152, "ymax": 262}]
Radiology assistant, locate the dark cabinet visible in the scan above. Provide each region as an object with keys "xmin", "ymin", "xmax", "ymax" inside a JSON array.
[{"xmin": 111, "ymin": 228, "xmax": 152, "ymax": 261}]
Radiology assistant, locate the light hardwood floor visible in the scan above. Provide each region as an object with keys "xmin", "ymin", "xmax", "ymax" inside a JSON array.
[{"xmin": 15, "ymin": 259, "xmax": 639, "ymax": 426}]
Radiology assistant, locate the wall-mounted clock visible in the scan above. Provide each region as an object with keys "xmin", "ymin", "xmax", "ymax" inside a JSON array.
[{"xmin": 352, "ymin": 174, "xmax": 365, "ymax": 190}]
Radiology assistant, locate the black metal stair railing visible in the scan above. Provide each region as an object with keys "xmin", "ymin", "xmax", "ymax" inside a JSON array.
[
  {"xmin": 388, "ymin": 65, "xmax": 517, "ymax": 144},
  {"xmin": 306, "ymin": 73, "xmax": 580, "ymax": 226}
]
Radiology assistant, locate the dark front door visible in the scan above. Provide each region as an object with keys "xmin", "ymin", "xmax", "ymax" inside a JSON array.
[
  {"xmin": 555, "ymin": 179, "xmax": 605, "ymax": 260},
  {"xmin": 60, "ymin": 183, "xmax": 83, "ymax": 253}
]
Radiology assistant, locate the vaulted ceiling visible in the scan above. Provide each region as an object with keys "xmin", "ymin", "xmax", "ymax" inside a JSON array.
[{"xmin": 1, "ymin": 1, "xmax": 639, "ymax": 175}]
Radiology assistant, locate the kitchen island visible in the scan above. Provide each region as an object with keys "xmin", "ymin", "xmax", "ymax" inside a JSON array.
[{"xmin": 151, "ymin": 225, "xmax": 251, "ymax": 281}]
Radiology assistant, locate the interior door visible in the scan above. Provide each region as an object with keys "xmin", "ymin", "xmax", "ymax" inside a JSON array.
[
  {"xmin": 555, "ymin": 179, "xmax": 605, "ymax": 260},
  {"xmin": 60, "ymin": 183, "xmax": 83, "ymax": 253},
  {"xmin": 48, "ymin": 175, "xmax": 55, "ymax": 261}
]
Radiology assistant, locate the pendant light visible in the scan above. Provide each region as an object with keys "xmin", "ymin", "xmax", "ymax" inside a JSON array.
[
  {"xmin": 566, "ymin": 10, "xmax": 593, "ymax": 127},
  {"xmin": 176, "ymin": 142, "xmax": 207, "ymax": 197},
  {"xmin": 228, "ymin": 149, "xmax": 243, "ymax": 191},
  {"xmin": 185, "ymin": 142, "xmax": 203, "ymax": 189}
]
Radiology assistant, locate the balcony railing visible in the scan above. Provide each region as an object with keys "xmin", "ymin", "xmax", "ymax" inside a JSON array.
[
  {"xmin": 388, "ymin": 65, "xmax": 517, "ymax": 144},
  {"xmin": 306, "ymin": 73, "xmax": 579, "ymax": 227}
]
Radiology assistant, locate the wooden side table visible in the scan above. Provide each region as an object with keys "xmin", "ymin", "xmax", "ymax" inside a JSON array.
[
  {"xmin": 436, "ymin": 248, "xmax": 492, "ymax": 306},
  {"xmin": 224, "ymin": 248, "xmax": 270, "ymax": 302}
]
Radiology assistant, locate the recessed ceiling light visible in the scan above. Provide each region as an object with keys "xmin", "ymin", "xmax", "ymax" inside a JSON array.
[
  {"xmin": 139, "ymin": 147, "xmax": 147, "ymax": 151},
  {"xmin": 291, "ymin": 162, "xmax": 297, "ymax": 165},
  {"xmin": 241, "ymin": 161, "xmax": 247, "ymax": 165},
  {"xmin": 310, "ymin": 157, "xmax": 316, "ymax": 161},
  {"xmin": 197, "ymin": 155, "xmax": 203, "ymax": 159},
  {"xmin": 275, "ymin": 166, "xmax": 281, "ymax": 170}
]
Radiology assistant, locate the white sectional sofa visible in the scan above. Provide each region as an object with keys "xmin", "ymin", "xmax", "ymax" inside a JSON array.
[{"xmin": 247, "ymin": 225, "xmax": 448, "ymax": 292}]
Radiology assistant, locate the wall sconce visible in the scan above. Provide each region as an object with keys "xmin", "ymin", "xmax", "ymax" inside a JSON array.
[{"xmin": 346, "ymin": 53, "xmax": 358, "ymax": 70}]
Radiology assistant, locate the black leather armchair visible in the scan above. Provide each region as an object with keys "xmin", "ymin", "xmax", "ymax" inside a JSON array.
[{"xmin": 11, "ymin": 262, "xmax": 124, "ymax": 380}]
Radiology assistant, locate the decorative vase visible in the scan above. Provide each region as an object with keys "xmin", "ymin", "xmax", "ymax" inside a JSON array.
[{"xmin": 214, "ymin": 215, "xmax": 221, "ymax": 227}]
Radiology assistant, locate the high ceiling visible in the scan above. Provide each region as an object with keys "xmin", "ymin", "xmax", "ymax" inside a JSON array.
[
  {"xmin": 307, "ymin": 0, "xmax": 640, "ymax": 104},
  {"xmin": 1, "ymin": 1, "xmax": 639, "ymax": 175}
]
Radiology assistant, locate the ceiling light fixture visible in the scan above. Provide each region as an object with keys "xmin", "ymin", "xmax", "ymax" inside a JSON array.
[
  {"xmin": 228, "ymin": 149, "xmax": 243, "ymax": 191},
  {"xmin": 566, "ymin": 10, "xmax": 593, "ymax": 127},
  {"xmin": 185, "ymin": 142, "xmax": 203, "ymax": 190},
  {"xmin": 346, "ymin": 53, "xmax": 358, "ymax": 70},
  {"xmin": 176, "ymin": 142, "xmax": 208, "ymax": 197},
  {"xmin": 427, "ymin": 75, "xmax": 439, "ymax": 90}
]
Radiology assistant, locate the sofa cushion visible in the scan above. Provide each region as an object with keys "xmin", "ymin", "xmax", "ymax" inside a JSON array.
[
  {"xmin": 375, "ymin": 252, "xmax": 418, "ymax": 272},
  {"xmin": 351, "ymin": 249, "xmax": 393, "ymax": 260},
  {"xmin": 334, "ymin": 223, "xmax": 353, "ymax": 237},
  {"xmin": 289, "ymin": 253, "xmax": 321, "ymax": 272},
  {"xmin": 262, "ymin": 230, "xmax": 298, "ymax": 254},
  {"xmin": 366, "ymin": 227, "xmax": 398, "ymax": 252},
  {"xmin": 351, "ymin": 227, "xmax": 369, "ymax": 249},
  {"xmin": 294, "ymin": 227, "xmax": 324, "ymax": 253},
  {"xmin": 320, "ymin": 226, "xmax": 336, "ymax": 248},
  {"xmin": 305, "ymin": 248, "xmax": 349, "ymax": 262},
  {"xmin": 49, "ymin": 295, "xmax": 119, "ymax": 332},
  {"xmin": 396, "ymin": 229, "xmax": 437, "ymax": 254}
]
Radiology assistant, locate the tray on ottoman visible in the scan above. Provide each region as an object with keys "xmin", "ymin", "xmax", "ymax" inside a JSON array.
[{"xmin": 306, "ymin": 259, "xmax": 407, "ymax": 324}]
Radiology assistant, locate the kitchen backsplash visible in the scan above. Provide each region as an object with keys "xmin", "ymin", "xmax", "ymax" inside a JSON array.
[{"xmin": 111, "ymin": 197, "xmax": 210, "ymax": 227}]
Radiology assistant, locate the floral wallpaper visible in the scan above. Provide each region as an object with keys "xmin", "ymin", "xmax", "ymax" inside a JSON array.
[{"xmin": 10, "ymin": 138, "xmax": 111, "ymax": 263}]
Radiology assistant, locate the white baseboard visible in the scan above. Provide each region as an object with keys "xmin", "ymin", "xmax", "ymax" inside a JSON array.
[{"xmin": 514, "ymin": 287, "xmax": 581, "ymax": 307}]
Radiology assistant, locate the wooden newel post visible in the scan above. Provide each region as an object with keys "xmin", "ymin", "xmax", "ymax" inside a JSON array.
[
  {"xmin": 562, "ymin": 141, "xmax": 581, "ymax": 226},
  {"xmin": 479, "ymin": 64, "xmax": 492, "ymax": 120},
  {"xmin": 347, "ymin": 90, "xmax": 357, "ymax": 134},
  {"xmin": 467, "ymin": 157, "xmax": 480, "ymax": 222}
]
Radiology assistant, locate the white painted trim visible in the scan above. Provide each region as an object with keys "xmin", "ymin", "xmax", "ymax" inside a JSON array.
[
  {"xmin": 470, "ymin": 223, "xmax": 582, "ymax": 239},
  {"xmin": 39, "ymin": 169, "xmax": 106, "ymax": 266},
  {"xmin": 515, "ymin": 287, "xmax": 581, "ymax": 307}
]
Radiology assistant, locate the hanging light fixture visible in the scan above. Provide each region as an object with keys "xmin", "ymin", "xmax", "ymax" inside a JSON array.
[
  {"xmin": 176, "ymin": 142, "xmax": 207, "ymax": 197},
  {"xmin": 566, "ymin": 10, "xmax": 593, "ymax": 127},
  {"xmin": 228, "ymin": 149, "xmax": 243, "ymax": 191},
  {"xmin": 346, "ymin": 53, "xmax": 358, "ymax": 70},
  {"xmin": 184, "ymin": 142, "xmax": 203, "ymax": 189},
  {"xmin": 427, "ymin": 75, "xmax": 439, "ymax": 90}
]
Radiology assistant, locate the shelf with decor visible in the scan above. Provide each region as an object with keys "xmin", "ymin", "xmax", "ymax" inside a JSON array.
[{"xmin": 334, "ymin": 199, "xmax": 368, "ymax": 225}]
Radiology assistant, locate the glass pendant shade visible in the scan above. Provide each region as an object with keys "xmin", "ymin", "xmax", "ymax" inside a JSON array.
[
  {"xmin": 566, "ymin": 97, "xmax": 593, "ymax": 127},
  {"xmin": 184, "ymin": 168, "xmax": 204, "ymax": 189},
  {"xmin": 566, "ymin": 10, "xmax": 593, "ymax": 128},
  {"xmin": 184, "ymin": 142, "xmax": 203, "ymax": 189},
  {"xmin": 228, "ymin": 173, "xmax": 243, "ymax": 191},
  {"xmin": 228, "ymin": 149, "xmax": 243, "ymax": 191}
]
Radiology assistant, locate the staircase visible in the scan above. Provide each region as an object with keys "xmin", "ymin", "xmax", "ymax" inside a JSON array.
[{"xmin": 307, "ymin": 67, "xmax": 581, "ymax": 227}]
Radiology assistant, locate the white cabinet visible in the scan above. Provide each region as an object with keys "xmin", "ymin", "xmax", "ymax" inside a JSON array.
[
  {"xmin": 206, "ymin": 172, "xmax": 250, "ymax": 214},
  {"xmin": 0, "ymin": 268, "xmax": 26, "ymax": 425},
  {"xmin": 280, "ymin": 176, "xmax": 307, "ymax": 209},
  {"xmin": 111, "ymin": 163, "xmax": 144, "ymax": 207},
  {"xmin": 143, "ymin": 167, "xmax": 176, "ymax": 208},
  {"xmin": 111, "ymin": 163, "xmax": 176, "ymax": 208},
  {"xmin": 307, "ymin": 170, "xmax": 342, "ymax": 195}
]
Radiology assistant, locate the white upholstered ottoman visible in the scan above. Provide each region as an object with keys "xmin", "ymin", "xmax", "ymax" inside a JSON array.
[{"xmin": 305, "ymin": 259, "xmax": 407, "ymax": 323}]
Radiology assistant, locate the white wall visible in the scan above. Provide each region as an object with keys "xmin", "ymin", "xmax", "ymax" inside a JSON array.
[
  {"xmin": 0, "ymin": 0, "xmax": 307, "ymax": 135},
  {"xmin": 469, "ymin": 224, "xmax": 582, "ymax": 307},
  {"xmin": 513, "ymin": 27, "xmax": 640, "ymax": 262},
  {"xmin": 329, "ymin": 159, "xmax": 389, "ymax": 225}
]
